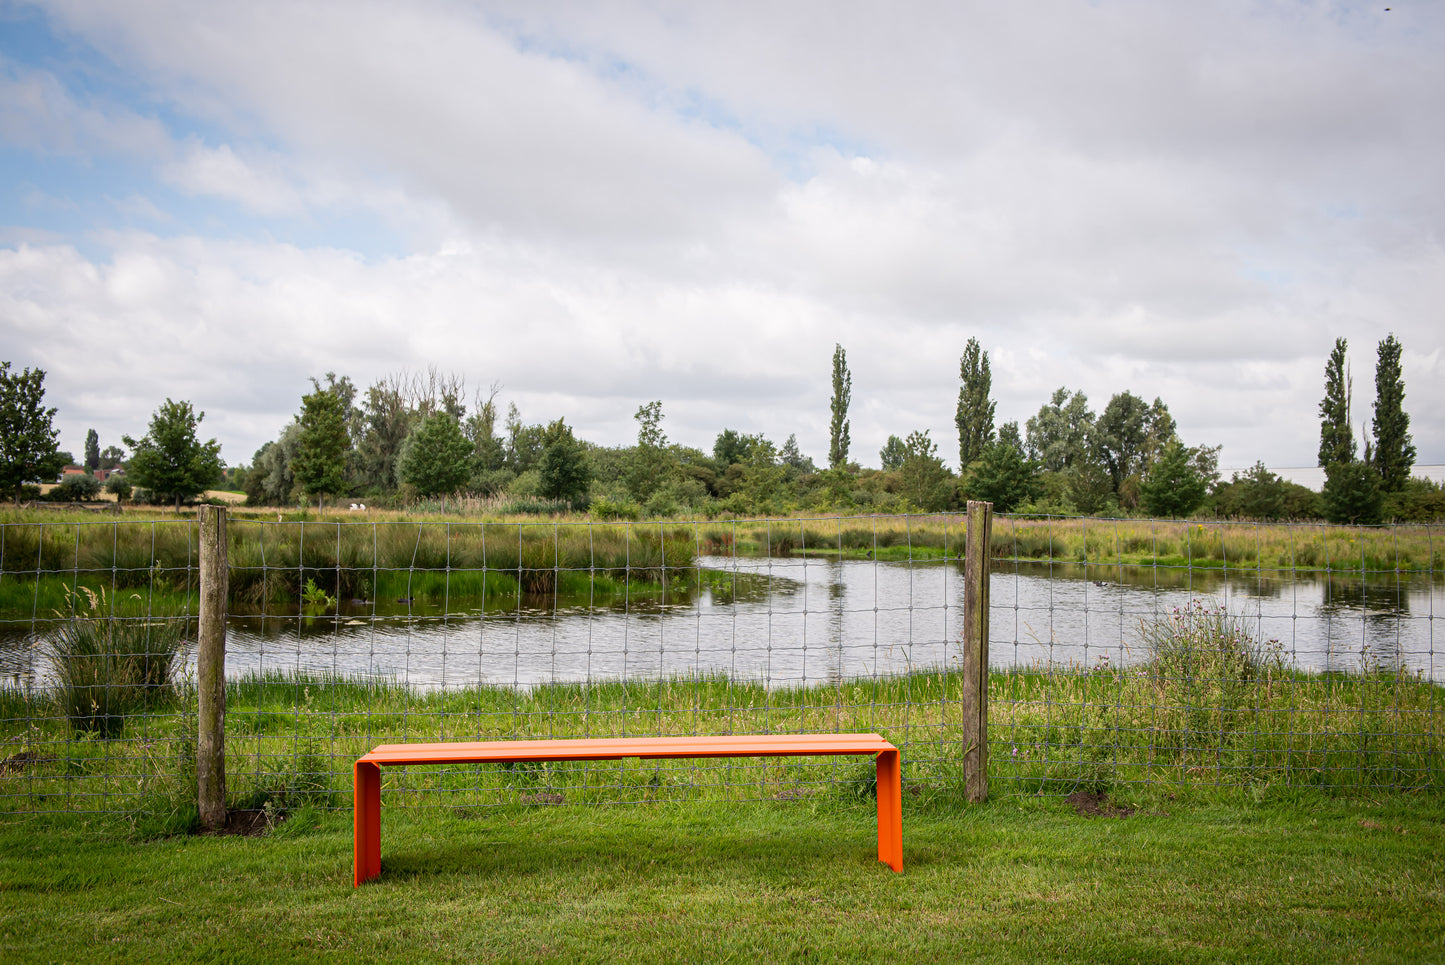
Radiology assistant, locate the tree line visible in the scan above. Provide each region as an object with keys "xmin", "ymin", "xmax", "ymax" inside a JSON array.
[{"xmin": 0, "ymin": 335, "xmax": 1437, "ymax": 522}]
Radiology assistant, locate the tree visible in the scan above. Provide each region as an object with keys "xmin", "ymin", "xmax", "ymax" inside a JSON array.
[
  {"xmin": 464, "ymin": 385, "xmax": 505, "ymax": 476},
  {"xmin": 1139, "ymin": 441, "xmax": 1208, "ymax": 519},
  {"xmin": 968, "ymin": 438, "xmax": 1041, "ymax": 513},
  {"xmin": 104, "ymin": 473, "xmax": 132, "ymax": 503},
  {"xmin": 1323, "ymin": 459, "xmax": 1384, "ymax": 526},
  {"xmin": 1318, "ymin": 337, "xmax": 1355, "ymax": 467},
  {"xmin": 100, "ymin": 444, "xmax": 125, "ymax": 468},
  {"xmin": 398, "ymin": 412, "xmax": 472, "ymax": 499},
  {"xmin": 1066, "ymin": 455, "xmax": 1113, "ymax": 515},
  {"xmin": 84, "ymin": 429, "xmax": 100, "ymax": 472},
  {"xmin": 1025, "ymin": 387, "xmax": 1095, "ymax": 472},
  {"xmin": 290, "ymin": 376, "xmax": 353, "ymax": 509},
  {"xmin": 53, "ymin": 472, "xmax": 102, "ymax": 501},
  {"xmin": 900, "ymin": 430, "xmax": 952, "ymax": 512},
  {"xmin": 123, "ymin": 399, "xmax": 224, "ymax": 510},
  {"xmin": 996, "ymin": 420, "xmax": 1023, "ymax": 453},
  {"xmin": 248, "ymin": 427, "xmax": 301, "ymax": 506},
  {"xmin": 955, "ymin": 338, "xmax": 995, "ymax": 469},
  {"xmin": 879, "ymin": 434, "xmax": 907, "ymax": 471},
  {"xmin": 1095, "ymin": 391, "xmax": 1150, "ymax": 493},
  {"xmin": 1215, "ymin": 463, "xmax": 1287, "ymax": 520},
  {"xmin": 0, "ymin": 362, "xmax": 65, "ymax": 504},
  {"xmin": 828, "ymin": 343, "xmax": 851, "ymax": 469},
  {"xmin": 627, "ymin": 401, "xmax": 672, "ymax": 502},
  {"xmin": 1371, "ymin": 333, "xmax": 1415, "ymax": 493},
  {"xmin": 355, "ymin": 374, "xmax": 413, "ymax": 490},
  {"xmin": 780, "ymin": 434, "xmax": 814, "ymax": 473},
  {"xmin": 538, "ymin": 419, "xmax": 592, "ymax": 508},
  {"xmin": 713, "ymin": 428, "xmax": 749, "ymax": 468},
  {"xmin": 1140, "ymin": 397, "xmax": 1177, "ymax": 471}
]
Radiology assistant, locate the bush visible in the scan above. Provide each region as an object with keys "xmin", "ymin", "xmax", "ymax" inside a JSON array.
[
  {"xmin": 590, "ymin": 495, "xmax": 641, "ymax": 521},
  {"xmin": 43, "ymin": 587, "xmax": 192, "ymax": 737},
  {"xmin": 1139, "ymin": 600, "xmax": 1283, "ymax": 752},
  {"xmin": 51, "ymin": 473, "xmax": 102, "ymax": 501},
  {"xmin": 104, "ymin": 475, "xmax": 133, "ymax": 501}
]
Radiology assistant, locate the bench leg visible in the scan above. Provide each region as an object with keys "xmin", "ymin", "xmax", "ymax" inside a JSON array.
[
  {"xmin": 354, "ymin": 761, "xmax": 382, "ymax": 886},
  {"xmin": 875, "ymin": 749, "xmax": 903, "ymax": 872}
]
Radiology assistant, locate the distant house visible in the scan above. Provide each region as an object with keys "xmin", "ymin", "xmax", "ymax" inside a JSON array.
[{"xmin": 60, "ymin": 465, "xmax": 87, "ymax": 481}]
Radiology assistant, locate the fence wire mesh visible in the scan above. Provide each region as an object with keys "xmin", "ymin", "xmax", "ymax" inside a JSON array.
[{"xmin": 0, "ymin": 512, "xmax": 1440, "ymax": 821}]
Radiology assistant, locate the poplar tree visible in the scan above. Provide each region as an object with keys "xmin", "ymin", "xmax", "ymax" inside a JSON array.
[
  {"xmin": 84, "ymin": 429, "xmax": 100, "ymax": 472},
  {"xmin": 828, "ymin": 344, "xmax": 851, "ymax": 469},
  {"xmin": 955, "ymin": 337, "xmax": 995, "ymax": 469},
  {"xmin": 1371, "ymin": 333, "xmax": 1415, "ymax": 492},
  {"xmin": 1317, "ymin": 337, "xmax": 1354, "ymax": 467}
]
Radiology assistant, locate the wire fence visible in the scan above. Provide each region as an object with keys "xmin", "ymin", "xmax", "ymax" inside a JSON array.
[{"xmin": 0, "ymin": 511, "xmax": 1439, "ymax": 823}]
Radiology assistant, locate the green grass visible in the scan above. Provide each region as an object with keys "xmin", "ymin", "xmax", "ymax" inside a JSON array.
[
  {"xmin": 3, "ymin": 663, "xmax": 1440, "ymax": 828},
  {"xmin": 0, "ymin": 795, "xmax": 1440, "ymax": 963}
]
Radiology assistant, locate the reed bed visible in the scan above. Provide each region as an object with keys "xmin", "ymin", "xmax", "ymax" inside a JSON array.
[
  {"xmin": 762, "ymin": 514, "xmax": 1442, "ymax": 573},
  {"xmin": 0, "ymin": 515, "xmax": 699, "ymax": 618}
]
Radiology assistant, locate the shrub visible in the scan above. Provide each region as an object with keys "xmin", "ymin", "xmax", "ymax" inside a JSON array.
[
  {"xmin": 104, "ymin": 475, "xmax": 133, "ymax": 501},
  {"xmin": 590, "ymin": 495, "xmax": 641, "ymax": 521},
  {"xmin": 1139, "ymin": 600, "xmax": 1283, "ymax": 752},
  {"xmin": 43, "ymin": 587, "xmax": 192, "ymax": 737},
  {"xmin": 51, "ymin": 473, "xmax": 102, "ymax": 501}
]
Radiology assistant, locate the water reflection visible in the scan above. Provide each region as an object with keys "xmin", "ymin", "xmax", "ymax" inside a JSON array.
[{"xmin": 2, "ymin": 557, "xmax": 1439, "ymax": 690}]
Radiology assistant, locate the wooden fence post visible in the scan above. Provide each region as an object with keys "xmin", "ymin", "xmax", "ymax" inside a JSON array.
[
  {"xmin": 197, "ymin": 505, "xmax": 228, "ymax": 831},
  {"xmin": 961, "ymin": 500, "xmax": 993, "ymax": 802}
]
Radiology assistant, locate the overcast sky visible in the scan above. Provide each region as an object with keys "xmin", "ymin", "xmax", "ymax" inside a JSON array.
[{"xmin": 1, "ymin": 0, "xmax": 1441, "ymax": 474}]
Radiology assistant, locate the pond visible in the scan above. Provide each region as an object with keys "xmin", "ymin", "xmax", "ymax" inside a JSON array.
[
  {"xmin": 3, "ymin": 557, "xmax": 1438, "ymax": 691},
  {"xmin": 211, "ymin": 556, "xmax": 1443, "ymax": 689}
]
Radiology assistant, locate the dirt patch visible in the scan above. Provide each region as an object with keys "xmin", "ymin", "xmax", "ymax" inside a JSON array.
[
  {"xmin": 1066, "ymin": 791, "xmax": 1135, "ymax": 818},
  {"xmin": 196, "ymin": 809, "xmax": 287, "ymax": 837},
  {"xmin": 0, "ymin": 750, "xmax": 56, "ymax": 774},
  {"xmin": 520, "ymin": 792, "xmax": 565, "ymax": 806}
]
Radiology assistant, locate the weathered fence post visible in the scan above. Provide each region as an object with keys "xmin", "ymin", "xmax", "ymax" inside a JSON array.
[
  {"xmin": 961, "ymin": 500, "xmax": 993, "ymax": 802},
  {"xmin": 197, "ymin": 505, "xmax": 228, "ymax": 831}
]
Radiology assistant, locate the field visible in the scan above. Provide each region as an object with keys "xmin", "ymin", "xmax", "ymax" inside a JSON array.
[{"xmin": 1, "ymin": 795, "xmax": 1440, "ymax": 964}]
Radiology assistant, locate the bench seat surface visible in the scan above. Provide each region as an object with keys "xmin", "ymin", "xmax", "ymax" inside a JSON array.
[{"xmin": 358, "ymin": 733, "xmax": 894, "ymax": 766}]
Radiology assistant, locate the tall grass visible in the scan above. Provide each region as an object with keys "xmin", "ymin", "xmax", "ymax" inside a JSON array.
[
  {"xmin": 41, "ymin": 587, "xmax": 192, "ymax": 738},
  {"xmin": 0, "ymin": 515, "xmax": 700, "ymax": 618}
]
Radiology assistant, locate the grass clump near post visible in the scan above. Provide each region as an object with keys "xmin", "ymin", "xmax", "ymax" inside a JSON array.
[
  {"xmin": 1139, "ymin": 600, "xmax": 1283, "ymax": 766},
  {"xmin": 1142, "ymin": 600, "xmax": 1281, "ymax": 707},
  {"xmin": 43, "ymin": 586, "xmax": 192, "ymax": 739}
]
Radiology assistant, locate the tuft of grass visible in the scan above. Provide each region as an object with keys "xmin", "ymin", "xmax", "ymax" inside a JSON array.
[{"xmin": 41, "ymin": 587, "xmax": 192, "ymax": 738}]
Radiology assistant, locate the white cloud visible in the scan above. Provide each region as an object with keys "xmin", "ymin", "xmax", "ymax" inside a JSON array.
[{"xmin": 3, "ymin": 1, "xmax": 1443, "ymax": 471}]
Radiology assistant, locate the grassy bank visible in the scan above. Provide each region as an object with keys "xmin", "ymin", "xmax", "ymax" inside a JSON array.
[
  {"xmin": 745, "ymin": 514, "xmax": 1443, "ymax": 573},
  {"xmin": 0, "ymin": 510, "xmax": 1436, "ymax": 628},
  {"xmin": 0, "ymin": 512, "xmax": 699, "ymax": 620},
  {"xmin": 1, "ymin": 796, "xmax": 1440, "ymax": 964},
  {"xmin": 2, "ymin": 663, "xmax": 1439, "ymax": 828}
]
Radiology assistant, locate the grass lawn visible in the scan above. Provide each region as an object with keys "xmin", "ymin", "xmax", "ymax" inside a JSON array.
[{"xmin": 1, "ymin": 794, "xmax": 1440, "ymax": 964}]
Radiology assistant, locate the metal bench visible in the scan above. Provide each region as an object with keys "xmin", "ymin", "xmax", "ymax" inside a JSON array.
[{"xmin": 353, "ymin": 733, "xmax": 903, "ymax": 885}]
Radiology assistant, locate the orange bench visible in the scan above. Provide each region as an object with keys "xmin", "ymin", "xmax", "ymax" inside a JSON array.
[{"xmin": 354, "ymin": 733, "xmax": 903, "ymax": 885}]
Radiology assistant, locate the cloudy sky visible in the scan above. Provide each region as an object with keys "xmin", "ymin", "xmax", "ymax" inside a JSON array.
[{"xmin": 1, "ymin": 0, "xmax": 1441, "ymax": 474}]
